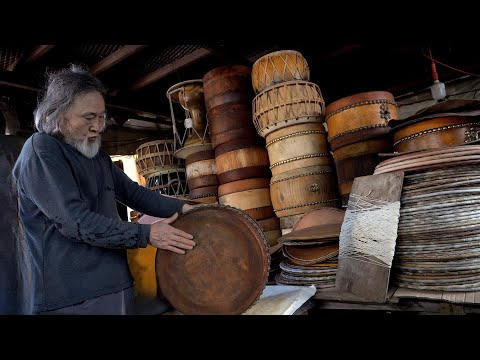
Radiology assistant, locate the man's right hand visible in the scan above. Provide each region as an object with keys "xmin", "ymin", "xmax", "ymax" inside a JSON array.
[{"xmin": 148, "ymin": 213, "xmax": 195, "ymax": 254}]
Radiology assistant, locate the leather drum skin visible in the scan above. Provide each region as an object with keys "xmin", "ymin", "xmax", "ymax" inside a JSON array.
[{"xmin": 155, "ymin": 205, "xmax": 270, "ymax": 315}]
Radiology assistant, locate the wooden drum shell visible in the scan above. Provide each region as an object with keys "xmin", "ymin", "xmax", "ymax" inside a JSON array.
[
  {"xmin": 393, "ymin": 116, "xmax": 480, "ymax": 153},
  {"xmin": 325, "ymin": 91, "xmax": 397, "ymax": 150},
  {"xmin": 219, "ymin": 178, "xmax": 274, "ymax": 221},
  {"xmin": 214, "ymin": 139, "xmax": 271, "ymax": 184},
  {"xmin": 265, "ymin": 122, "xmax": 332, "ymax": 175},
  {"xmin": 206, "ymin": 102, "xmax": 258, "ymax": 149},
  {"xmin": 203, "ymin": 65, "xmax": 254, "ymax": 112},
  {"xmin": 185, "ymin": 150, "xmax": 218, "ymax": 190},
  {"xmin": 269, "ymin": 165, "xmax": 339, "ymax": 217}
]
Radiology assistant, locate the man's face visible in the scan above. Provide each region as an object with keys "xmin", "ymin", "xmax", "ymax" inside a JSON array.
[{"xmin": 60, "ymin": 91, "xmax": 106, "ymax": 158}]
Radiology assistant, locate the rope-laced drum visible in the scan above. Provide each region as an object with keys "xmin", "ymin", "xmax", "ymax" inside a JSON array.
[
  {"xmin": 252, "ymin": 50, "xmax": 310, "ymax": 95},
  {"xmin": 135, "ymin": 139, "xmax": 183, "ymax": 178},
  {"xmin": 145, "ymin": 168, "xmax": 188, "ymax": 198}
]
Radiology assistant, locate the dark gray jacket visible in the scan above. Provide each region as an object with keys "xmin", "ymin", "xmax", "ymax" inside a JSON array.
[{"xmin": 12, "ymin": 133, "xmax": 184, "ymax": 312}]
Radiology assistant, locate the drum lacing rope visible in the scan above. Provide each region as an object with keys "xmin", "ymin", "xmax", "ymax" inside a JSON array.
[{"xmin": 339, "ymin": 193, "xmax": 400, "ymax": 268}]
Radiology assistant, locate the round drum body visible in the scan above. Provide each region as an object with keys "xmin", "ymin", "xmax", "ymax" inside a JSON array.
[
  {"xmin": 265, "ymin": 122, "xmax": 331, "ymax": 175},
  {"xmin": 325, "ymin": 91, "xmax": 397, "ymax": 150},
  {"xmin": 218, "ymin": 178, "xmax": 274, "ymax": 220},
  {"xmin": 206, "ymin": 102, "xmax": 258, "ymax": 148},
  {"xmin": 203, "ymin": 65, "xmax": 254, "ymax": 112},
  {"xmin": 251, "ymin": 50, "xmax": 310, "ymax": 94},
  {"xmin": 155, "ymin": 205, "xmax": 270, "ymax": 315},
  {"xmin": 270, "ymin": 165, "xmax": 339, "ymax": 217},
  {"xmin": 135, "ymin": 140, "xmax": 183, "ymax": 178},
  {"xmin": 253, "ymin": 80, "xmax": 325, "ymax": 138},
  {"xmin": 185, "ymin": 150, "xmax": 218, "ymax": 190},
  {"xmin": 392, "ymin": 116, "xmax": 480, "ymax": 153},
  {"xmin": 214, "ymin": 138, "xmax": 271, "ymax": 184}
]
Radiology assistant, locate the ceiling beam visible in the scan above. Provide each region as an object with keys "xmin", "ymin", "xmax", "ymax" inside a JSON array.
[
  {"xmin": 25, "ymin": 45, "xmax": 55, "ymax": 63},
  {"xmin": 131, "ymin": 47, "xmax": 212, "ymax": 91},
  {"xmin": 90, "ymin": 45, "xmax": 146, "ymax": 75},
  {"xmin": 0, "ymin": 70, "xmax": 171, "ymax": 122},
  {"xmin": 6, "ymin": 45, "xmax": 56, "ymax": 71}
]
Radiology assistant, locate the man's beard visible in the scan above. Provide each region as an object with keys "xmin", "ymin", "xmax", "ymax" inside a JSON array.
[
  {"xmin": 63, "ymin": 135, "xmax": 102, "ymax": 159},
  {"xmin": 60, "ymin": 123, "xmax": 103, "ymax": 159}
]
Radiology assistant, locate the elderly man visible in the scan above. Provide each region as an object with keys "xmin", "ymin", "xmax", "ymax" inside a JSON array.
[{"xmin": 12, "ymin": 65, "xmax": 196, "ymax": 315}]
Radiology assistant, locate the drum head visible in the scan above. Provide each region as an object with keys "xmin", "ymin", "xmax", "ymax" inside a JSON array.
[{"xmin": 155, "ymin": 204, "xmax": 270, "ymax": 314}]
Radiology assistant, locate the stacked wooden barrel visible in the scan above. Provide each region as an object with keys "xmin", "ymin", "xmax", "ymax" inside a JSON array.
[
  {"xmin": 203, "ymin": 65, "xmax": 276, "ymax": 227},
  {"xmin": 252, "ymin": 50, "xmax": 339, "ymax": 236},
  {"xmin": 203, "ymin": 64, "xmax": 282, "ymax": 281},
  {"xmin": 325, "ymin": 91, "xmax": 397, "ymax": 207}
]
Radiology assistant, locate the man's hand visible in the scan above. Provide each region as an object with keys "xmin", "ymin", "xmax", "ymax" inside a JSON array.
[{"xmin": 149, "ymin": 212, "xmax": 195, "ymax": 254}]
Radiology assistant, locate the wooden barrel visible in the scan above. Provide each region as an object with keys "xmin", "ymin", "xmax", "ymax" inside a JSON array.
[
  {"xmin": 203, "ymin": 65, "xmax": 254, "ymax": 112},
  {"xmin": 265, "ymin": 122, "xmax": 332, "ymax": 175},
  {"xmin": 135, "ymin": 139, "xmax": 184, "ymax": 178},
  {"xmin": 251, "ymin": 50, "xmax": 310, "ymax": 94},
  {"xmin": 325, "ymin": 91, "xmax": 397, "ymax": 150},
  {"xmin": 218, "ymin": 178, "xmax": 274, "ymax": 220},
  {"xmin": 257, "ymin": 217, "xmax": 282, "ymax": 246},
  {"xmin": 332, "ymin": 137, "xmax": 392, "ymax": 207},
  {"xmin": 214, "ymin": 138, "xmax": 271, "ymax": 184},
  {"xmin": 185, "ymin": 150, "xmax": 218, "ymax": 190},
  {"xmin": 252, "ymin": 80, "xmax": 325, "ymax": 137},
  {"xmin": 392, "ymin": 116, "xmax": 480, "ymax": 153},
  {"xmin": 206, "ymin": 102, "xmax": 258, "ymax": 148},
  {"xmin": 270, "ymin": 165, "xmax": 339, "ymax": 217}
]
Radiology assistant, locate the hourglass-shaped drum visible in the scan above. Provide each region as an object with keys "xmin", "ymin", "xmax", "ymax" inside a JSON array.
[{"xmin": 167, "ymin": 79, "xmax": 212, "ymax": 159}]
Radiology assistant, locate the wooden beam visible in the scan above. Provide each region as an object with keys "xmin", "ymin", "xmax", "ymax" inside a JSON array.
[
  {"xmin": 90, "ymin": 45, "xmax": 146, "ymax": 75},
  {"xmin": 6, "ymin": 45, "xmax": 55, "ymax": 71},
  {"xmin": 25, "ymin": 45, "xmax": 55, "ymax": 63},
  {"xmin": 131, "ymin": 47, "xmax": 212, "ymax": 91}
]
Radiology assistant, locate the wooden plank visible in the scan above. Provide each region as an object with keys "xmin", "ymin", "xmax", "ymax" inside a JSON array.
[{"xmin": 335, "ymin": 171, "xmax": 404, "ymax": 303}]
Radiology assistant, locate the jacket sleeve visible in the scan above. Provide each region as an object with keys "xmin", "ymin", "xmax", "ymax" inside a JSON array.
[
  {"xmin": 17, "ymin": 139, "xmax": 151, "ymax": 249},
  {"xmin": 110, "ymin": 163, "xmax": 185, "ymax": 218}
]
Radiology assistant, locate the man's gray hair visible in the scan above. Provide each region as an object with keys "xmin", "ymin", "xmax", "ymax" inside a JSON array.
[{"xmin": 34, "ymin": 64, "xmax": 107, "ymax": 134}]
